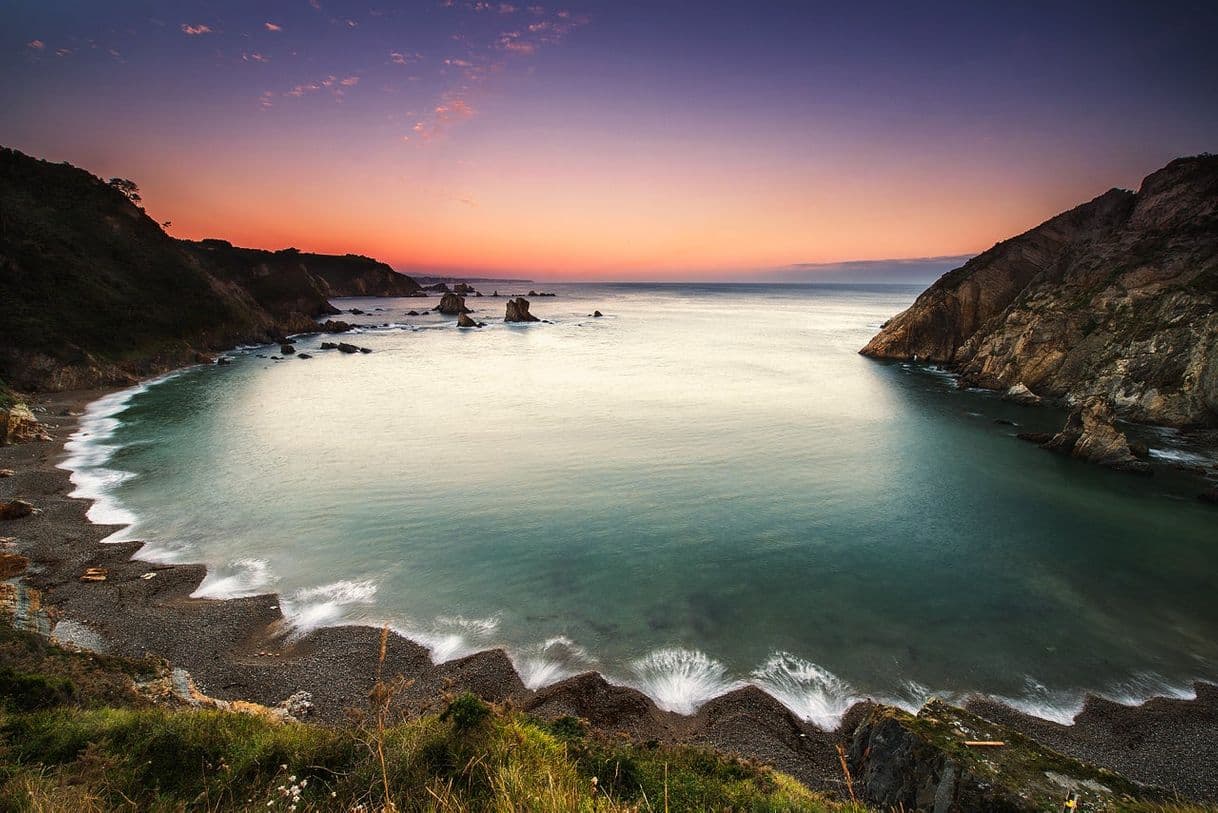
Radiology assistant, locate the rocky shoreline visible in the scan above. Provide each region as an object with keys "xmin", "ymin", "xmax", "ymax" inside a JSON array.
[{"xmin": 3, "ymin": 385, "xmax": 1218, "ymax": 805}]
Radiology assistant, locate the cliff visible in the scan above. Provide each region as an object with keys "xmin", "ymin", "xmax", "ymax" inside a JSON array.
[
  {"xmin": 861, "ymin": 155, "xmax": 1218, "ymax": 428},
  {"xmin": 0, "ymin": 147, "xmax": 419, "ymax": 393}
]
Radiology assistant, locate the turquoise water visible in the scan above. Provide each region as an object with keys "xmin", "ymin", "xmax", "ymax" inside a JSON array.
[{"xmin": 63, "ymin": 284, "xmax": 1218, "ymax": 727}]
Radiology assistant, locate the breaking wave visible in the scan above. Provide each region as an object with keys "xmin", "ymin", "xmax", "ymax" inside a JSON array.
[{"xmin": 626, "ymin": 648, "xmax": 744, "ymax": 715}]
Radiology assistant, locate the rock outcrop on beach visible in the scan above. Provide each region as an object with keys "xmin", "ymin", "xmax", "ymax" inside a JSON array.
[
  {"xmin": 0, "ymin": 147, "xmax": 421, "ymax": 394},
  {"xmin": 1, "ymin": 404, "xmax": 51, "ymax": 446},
  {"xmin": 848, "ymin": 700, "xmax": 1156, "ymax": 812},
  {"xmin": 861, "ymin": 155, "xmax": 1218, "ymax": 430},
  {"xmin": 505, "ymin": 297, "xmax": 540, "ymax": 322}
]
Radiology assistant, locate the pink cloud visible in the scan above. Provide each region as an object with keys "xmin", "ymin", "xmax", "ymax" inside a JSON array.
[
  {"xmin": 243, "ymin": 52, "xmax": 271, "ymax": 63},
  {"xmin": 27, "ymin": 39, "xmax": 45, "ymax": 50},
  {"xmin": 180, "ymin": 23, "xmax": 213, "ymax": 35},
  {"xmin": 265, "ymin": 21, "xmax": 283, "ymax": 32},
  {"xmin": 391, "ymin": 51, "xmax": 422, "ymax": 65}
]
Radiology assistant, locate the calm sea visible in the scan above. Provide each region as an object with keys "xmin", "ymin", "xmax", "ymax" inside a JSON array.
[{"xmin": 63, "ymin": 283, "xmax": 1218, "ymax": 727}]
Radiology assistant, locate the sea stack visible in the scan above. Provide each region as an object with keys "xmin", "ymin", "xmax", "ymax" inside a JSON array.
[
  {"xmin": 505, "ymin": 297, "xmax": 540, "ymax": 323},
  {"xmin": 438, "ymin": 293, "xmax": 469, "ymax": 315}
]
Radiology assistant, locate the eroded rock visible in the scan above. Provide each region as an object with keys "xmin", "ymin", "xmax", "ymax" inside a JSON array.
[
  {"xmin": 438, "ymin": 293, "xmax": 469, "ymax": 315},
  {"xmin": 1, "ymin": 404, "xmax": 52, "ymax": 445},
  {"xmin": 1044, "ymin": 401, "xmax": 1152, "ymax": 473},
  {"xmin": 848, "ymin": 699, "xmax": 1157, "ymax": 812},
  {"xmin": 0, "ymin": 500, "xmax": 37, "ymax": 520},
  {"xmin": 505, "ymin": 297, "xmax": 539, "ymax": 323}
]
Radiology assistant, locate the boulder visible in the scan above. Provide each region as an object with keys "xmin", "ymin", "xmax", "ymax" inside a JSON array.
[
  {"xmin": 1002, "ymin": 383, "xmax": 1042, "ymax": 406},
  {"xmin": 848, "ymin": 699, "xmax": 1157, "ymax": 812},
  {"xmin": 320, "ymin": 342, "xmax": 338, "ymax": 350},
  {"xmin": 0, "ymin": 500, "xmax": 36, "ymax": 520},
  {"xmin": 457, "ymin": 313, "xmax": 481, "ymax": 328},
  {"xmin": 438, "ymin": 293, "xmax": 469, "ymax": 315},
  {"xmin": 505, "ymin": 297, "xmax": 540, "ymax": 323},
  {"xmin": 348, "ymin": 308, "xmax": 365, "ymax": 315},
  {"xmin": 337, "ymin": 343, "xmax": 360, "ymax": 354},
  {"xmin": 2, "ymin": 405, "xmax": 53, "ymax": 446},
  {"xmin": 593, "ymin": 310, "xmax": 603, "ymax": 317},
  {"xmin": 1044, "ymin": 400, "xmax": 1152, "ymax": 473},
  {"xmin": 319, "ymin": 320, "xmax": 354, "ymax": 333},
  {"xmin": 280, "ymin": 344, "xmax": 296, "ymax": 355},
  {"xmin": 407, "ymin": 310, "xmax": 420, "ymax": 316},
  {"xmin": 217, "ymin": 357, "xmax": 233, "ymax": 365},
  {"xmin": 297, "ymin": 353, "xmax": 313, "ymax": 360}
]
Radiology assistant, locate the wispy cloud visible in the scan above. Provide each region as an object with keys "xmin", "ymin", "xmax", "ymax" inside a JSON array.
[
  {"xmin": 408, "ymin": 95, "xmax": 477, "ymax": 141},
  {"xmin": 180, "ymin": 23, "xmax": 213, "ymax": 36},
  {"xmin": 280, "ymin": 74, "xmax": 361, "ymax": 102},
  {"xmin": 243, "ymin": 52, "xmax": 271, "ymax": 63},
  {"xmin": 265, "ymin": 21, "xmax": 283, "ymax": 32},
  {"xmin": 26, "ymin": 39, "xmax": 45, "ymax": 50},
  {"xmin": 391, "ymin": 50, "xmax": 423, "ymax": 65}
]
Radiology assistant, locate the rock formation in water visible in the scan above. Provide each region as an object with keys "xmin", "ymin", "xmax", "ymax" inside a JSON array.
[
  {"xmin": 438, "ymin": 293, "xmax": 469, "ymax": 315},
  {"xmin": 456, "ymin": 313, "xmax": 483, "ymax": 328},
  {"xmin": 505, "ymin": 297, "xmax": 540, "ymax": 322},
  {"xmin": 0, "ymin": 147, "xmax": 421, "ymax": 394},
  {"xmin": 861, "ymin": 155, "xmax": 1218, "ymax": 430},
  {"xmin": 1042, "ymin": 400, "xmax": 1152, "ymax": 473}
]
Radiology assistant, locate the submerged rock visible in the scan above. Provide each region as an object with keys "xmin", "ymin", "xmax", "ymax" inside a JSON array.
[
  {"xmin": 438, "ymin": 293, "xmax": 469, "ymax": 315},
  {"xmin": 593, "ymin": 310, "xmax": 603, "ymax": 317},
  {"xmin": 1017, "ymin": 431, "xmax": 1055, "ymax": 444},
  {"xmin": 336, "ymin": 343, "xmax": 360, "ymax": 354},
  {"xmin": 320, "ymin": 342, "xmax": 338, "ymax": 350},
  {"xmin": 280, "ymin": 344, "xmax": 296, "ymax": 355},
  {"xmin": 457, "ymin": 313, "xmax": 482, "ymax": 328},
  {"xmin": 1044, "ymin": 401, "xmax": 1152, "ymax": 473},
  {"xmin": 505, "ymin": 297, "xmax": 540, "ymax": 323}
]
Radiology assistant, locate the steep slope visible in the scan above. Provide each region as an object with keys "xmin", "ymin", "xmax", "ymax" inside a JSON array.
[
  {"xmin": 862, "ymin": 155, "xmax": 1218, "ymax": 427},
  {"xmin": 0, "ymin": 147, "xmax": 421, "ymax": 393},
  {"xmin": 181, "ymin": 240, "xmax": 422, "ymax": 300}
]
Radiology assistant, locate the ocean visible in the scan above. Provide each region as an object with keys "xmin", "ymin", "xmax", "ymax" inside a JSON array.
[{"xmin": 61, "ymin": 283, "xmax": 1218, "ymax": 728}]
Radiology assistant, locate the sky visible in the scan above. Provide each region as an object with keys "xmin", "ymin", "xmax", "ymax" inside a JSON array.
[{"xmin": 3, "ymin": 1, "xmax": 1218, "ymax": 281}]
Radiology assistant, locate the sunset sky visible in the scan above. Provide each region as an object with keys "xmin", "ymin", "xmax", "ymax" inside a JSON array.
[{"xmin": 4, "ymin": 1, "xmax": 1218, "ymax": 280}]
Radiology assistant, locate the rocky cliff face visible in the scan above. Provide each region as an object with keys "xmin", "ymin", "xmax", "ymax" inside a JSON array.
[
  {"xmin": 0, "ymin": 147, "xmax": 420, "ymax": 393},
  {"xmin": 861, "ymin": 156, "xmax": 1218, "ymax": 429}
]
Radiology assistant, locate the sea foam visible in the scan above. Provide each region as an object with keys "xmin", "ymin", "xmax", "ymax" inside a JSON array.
[
  {"xmin": 750, "ymin": 652, "xmax": 864, "ymax": 730},
  {"xmin": 626, "ymin": 647, "xmax": 743, "ymax": 715}
]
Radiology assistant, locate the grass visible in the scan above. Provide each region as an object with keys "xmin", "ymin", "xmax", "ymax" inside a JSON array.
[
  {"xmin": 0, "ymin": 622, "xmax": 853, "ymax": 812},
  {"xmin": 0, "ymin": 700, "xmax": 850, "ymax": 812}
]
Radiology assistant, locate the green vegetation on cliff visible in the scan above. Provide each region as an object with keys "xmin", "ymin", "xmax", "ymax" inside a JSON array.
[
  {"xmin": 0, "ymin": 622, "xmax": 846, "ymax": 812},
  {"xmin": 0, "ymin": 147, "xmax": 420, "ymax": 393}
]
